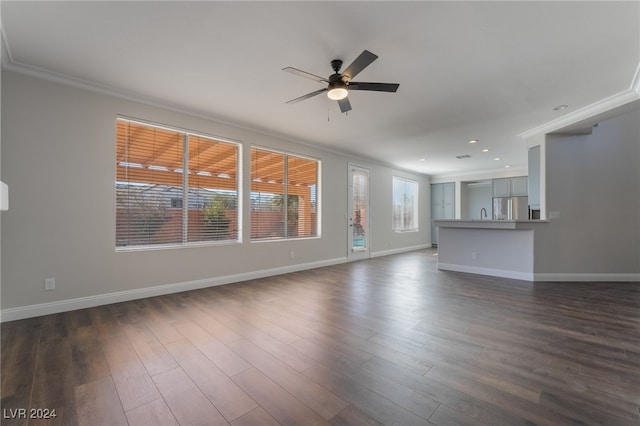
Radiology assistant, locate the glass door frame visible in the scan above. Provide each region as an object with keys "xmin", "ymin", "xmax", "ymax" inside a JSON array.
[{"xmin": 348, "ymin": 163, "xmax": 370, "ymax": 261}]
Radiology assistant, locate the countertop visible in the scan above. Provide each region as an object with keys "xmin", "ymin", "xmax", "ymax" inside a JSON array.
[{"xmin": 433, "ymin": 219, "xmax": 549, "ymax": 230}]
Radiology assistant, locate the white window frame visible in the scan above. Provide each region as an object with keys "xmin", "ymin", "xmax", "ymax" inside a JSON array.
[
  {"xmin": 392, "ymin": 176, "xmax": 419, "ymax": 232},
  {"xmin": 250, "ymin": 146, "xmax": 321, "ymax": 242},
  {"xmin": 115, "ymin": 117, "xmax": 242, "ymax": 251}
]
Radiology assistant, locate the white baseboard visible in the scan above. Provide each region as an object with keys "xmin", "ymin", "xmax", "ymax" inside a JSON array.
[
  {"xmin": 6, "ymin": 252, "xmax": 635, "ymax": 322},
  {"xmin": 438, "ymin": 263, "xmax": 640, "ymax": 283},
  {"xmin": 371, "ymin": 243, "xmax": 431, "ymax": 258},
  {"xmin": 437, "ymin": 262, "xmax": 534, "ymax": 281},
  {"xmin": 533, "ymin": 273, "xmax": 640, "ymax": 282},
  {"xmin": 0, "ymin": 257, "xmax": 348, "ymax": 322}
]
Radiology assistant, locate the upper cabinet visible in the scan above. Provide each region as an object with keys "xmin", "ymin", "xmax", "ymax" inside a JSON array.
[
  {"xmin": 510, "ymin": 176, "xmax": 528, "ymax": 196},
  {"xmin": 431, "ymin": 181, "xmax": 455, "ymax": 204},
  {"xmin": 492, "ymin": 178, "xmax": 510, "ymax": 197},
  {"xmin": 493, "ymin": 176, "xmax": 528, "ymax": 197}
]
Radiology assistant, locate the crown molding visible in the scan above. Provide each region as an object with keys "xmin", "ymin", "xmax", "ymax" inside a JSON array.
[
  {"xmin": 0, "ymin": 17, "xmax": 11, "ymax": 67},
  {"xmin": 429, "ymin": 165, "xmax": 528, "ymax": 181},
  {"xmin": 3, "ymin": 58, "xmax": 430, "ymax": 178},
  {"xmin": 631, "ymin": 60, "xmax": 640, "ymax": 93},
  {"xmin": 520, "ymin": 59, "xmax": 640, "ymax": 140},
  {"xmin": 3, "ymin": 59, "xmax": 217, "ymax": 119},
  {"xmin": 518, "ymin": 88, "xmax": 640, "ymax": 140}
]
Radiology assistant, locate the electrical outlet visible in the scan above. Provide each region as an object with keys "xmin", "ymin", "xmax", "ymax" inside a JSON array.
[
  {"xmin": 289, "ymin": 251, "xmax": 295, "ymax": 259},
  {"xmin": 44, "ymin": 278, "xmax": 56, "ymax": 291},
  {"xmin": 472, "ymin": 252, "xmax": 478, "ymax": 260}
]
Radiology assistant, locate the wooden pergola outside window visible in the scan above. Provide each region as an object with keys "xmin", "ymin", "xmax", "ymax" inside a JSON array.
[
  {"xmin": 250, "ymin": 147, "xmax": 318, "ymax": 240},
  {"xmin": 116, "ymin": 118, "xmax": 240, "ymax": 248},
  {"xmin": 116, "ymin": 118, "xmax": 319, "ymax": 249}
]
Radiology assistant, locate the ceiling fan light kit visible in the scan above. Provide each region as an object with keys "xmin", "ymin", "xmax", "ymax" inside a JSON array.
[
  {"xmin": 327, "ymin": 82, "xmax": 348, "ymax": 100},
  {"xmin": 283, "ymin": 49, "xmax": 399, "ymax": 113}
]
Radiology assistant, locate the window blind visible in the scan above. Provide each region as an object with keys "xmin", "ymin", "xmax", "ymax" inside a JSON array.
[
  {"xmin": 251, "ymin": 147, "xmax": 318, "ymax": 240},
  {"xmin": 188, "ymin": 135, "xmax": 238, "ymax": 242},
  {"xmin": 287, "ymin": 155, "xmax": 317, "ymax": 238},
  {"xmin": 116, "ymin": 118, "xmax": 239, "ymax": 248},
  {"xmin": 392, "ymin": 177, "xmax": 418, "ymax": 231}
]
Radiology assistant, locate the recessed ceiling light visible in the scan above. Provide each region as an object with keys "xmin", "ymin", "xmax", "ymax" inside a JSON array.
[
  {"xmin": 494, "ymin": 157, "xmax": 501, "ymax": 161},
  {"xmin": 419, "ymin": 158, "xmax": 426, "ymax": 162},
  {"xmin": 505, "ymin": 165, "xmax": 511, "ymax": 168},
  {"xmin": 553, "ymin": 104, "xmax": 569, "ymax": 111},
  {"xmin": 482, "ymin": 148, "xmax": 489, "ymax": 152},
  {"xmin": 469, "ymin": 139, "xmax": 478, "ymax": 144}
]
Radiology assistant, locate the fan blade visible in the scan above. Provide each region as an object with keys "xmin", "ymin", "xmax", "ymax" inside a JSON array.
[
  {"xmin": 338, "ymin": 97, "xmax": 352, "ymax": 113},
  {"xmin": 348, "ymin": 82, "xmax": 399, "ymax": 92},
  {"xmin": 282, "ymin": 67, "xmax": 328, "ymax": 83},
  {"xmin": 286, "ymin": 88, "xmax": 327, "ymax": 104},
  {"xmin": 342, "ymin": 50, "xmax": 378, "ymax": 80}
]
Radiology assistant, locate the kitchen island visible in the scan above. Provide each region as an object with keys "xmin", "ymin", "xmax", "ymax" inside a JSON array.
[{"xmin": 433, "ymin": 220, "xmax": 548, "ymax": 281}]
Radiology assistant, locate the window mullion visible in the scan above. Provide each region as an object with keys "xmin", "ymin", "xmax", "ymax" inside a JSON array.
[
  {"xmin": 250, "ymin": 147, "xmax": 318, "ymax": 241},
  {"xmin": 283, "ymin": 155, "xmax": 288, "ymax": 238},
  {"xmin": 182, "ymin": 133, "xmax": 189, "ymax": 244}
]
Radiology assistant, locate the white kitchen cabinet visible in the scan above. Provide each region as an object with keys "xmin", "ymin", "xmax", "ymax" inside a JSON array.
[
  {"xmin": 510, "ymin": 176, "xmax": 528, "ymax": 196},
  {"xmin": 431, "ymin": 182, "xmax": 455, "ymax": 245},
  {"xmin": 431, "ymin": 182, "xmax": 455, "ymax": 204},
  {"xmin": 443, "ymin": 181, "xmax": 455, "ymax": 204},
  {"xmin": 492, "ymin": 178, "xmax": 510, "ymax": 197},
  {"xmin": 431, "ymin": 182, "xmax": 443, "ymax": 204},
  {"xmin": 493, "ymin": 176, "xmax": 527, "ymax": 197}
]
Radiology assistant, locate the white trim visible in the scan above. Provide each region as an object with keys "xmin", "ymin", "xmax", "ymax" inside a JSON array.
[
  {"xmin": 533, "ymin": 273, "xmax": 640, "ymax": 282},
  {"xmin": 0, "ymin": 257, "xmax": 347, "ymax": 322},
  {"xmin": 392, "ymin": 176, "xmax": 420, "ymax": 232},
  {"xmin": 371, "ymin": 244, "xmax": 431, "ymax": 258},
  {"xmin": 436, "ymin": 262, "xmax": 640, "ymax": 283},
  {"xmin": 2, "ymin": 60, "xmax": 419, "ymax": 176},
  {"xmin": 0, "ymin": 181, "xmax": 8, "ymax": 211},
  {"xmin": 348, "ymin": 163, "xmax": 371, "ymax": 262},
  {"xmin": 117, "ymin": 115, "xmax": 243, "ymax": 146},
  {"xmin": 518, "ymin": 89, "xmax": 640, "ymax": 139},
  {"xmin": 437, "ymin": 262, "xmax": 534, "ymax": 281},
  {"xmin": 1, "ymin": 17, "xmax": 14, "ymax": 66},
  {"xmin": 630, "ymin": 61, "xmax": 640, "ymax": 93},
  {"xmin": 429, "ymin": 166, "xmax": 528, "ymax": 181}
]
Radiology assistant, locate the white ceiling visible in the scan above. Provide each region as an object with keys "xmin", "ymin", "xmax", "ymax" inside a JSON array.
[{"xmin": 2, "ymin": 1, "xmax": 639, "ymax": 176}]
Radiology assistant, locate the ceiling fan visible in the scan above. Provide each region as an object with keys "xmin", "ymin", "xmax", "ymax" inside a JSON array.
[{"xmin": 282, "ymin": 50, "xmax": 399, "ymax": 113}]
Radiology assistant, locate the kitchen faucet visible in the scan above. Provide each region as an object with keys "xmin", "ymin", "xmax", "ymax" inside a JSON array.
[{"xmin": 480, "ymin": 207, "xmax": 487, "ymax": 220}]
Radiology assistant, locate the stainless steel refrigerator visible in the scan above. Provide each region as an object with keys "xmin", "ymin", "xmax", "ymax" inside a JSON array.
[{"xmin": 492, "ymin": 196, "xmax": 528, "ymax": 220}]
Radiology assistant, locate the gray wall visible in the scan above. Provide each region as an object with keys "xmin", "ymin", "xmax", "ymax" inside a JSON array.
[
  {"xmin": 534, "ymin": 108, "xmax": 640, "ymax": 276},
  {"xmin": 1, "ymin": 70, "xmax": 430, "ymax": 316},
  {"xmin": 438, "ymin": 227, "xmax": 534, "ymax": 279},
  {"xmin": 0, "ymin": 23, "xmax": 3, "ymax": 313}
]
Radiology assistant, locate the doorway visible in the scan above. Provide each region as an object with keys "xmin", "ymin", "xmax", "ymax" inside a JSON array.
[{"xmin": 348, "ymin": 164, "xmax": 370, "ymax": 261}]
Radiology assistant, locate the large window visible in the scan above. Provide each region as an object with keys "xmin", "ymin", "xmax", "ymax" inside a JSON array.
[
  {"xmin": 116, "ymin": 118, "xmax": 240, "ymax": 248},
  {"xmin": 392, "ymin": 177, "xmax": 418, "ymax": 231},
  {"xmin": 250, "ymin": 147, "xmax": 319, "ymax": 240}
]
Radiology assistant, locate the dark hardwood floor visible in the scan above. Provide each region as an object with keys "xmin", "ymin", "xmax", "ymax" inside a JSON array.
[{"xmin": 2, "ymin": 248, "xmax": 639, "ymax": 425}]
